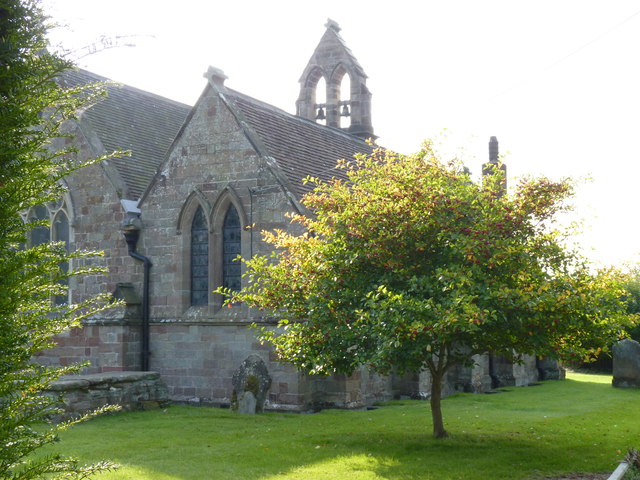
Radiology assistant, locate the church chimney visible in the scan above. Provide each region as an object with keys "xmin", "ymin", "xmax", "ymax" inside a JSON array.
[
  {"xmin": 489, "ymin": 136, "xmax": 499, "ymax": 163},
  {"xmin": 482, "ymin": 136, "xmax": 507, "ymax": 192}
]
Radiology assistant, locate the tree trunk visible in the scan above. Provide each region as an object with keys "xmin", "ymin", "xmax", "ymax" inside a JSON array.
[{"xmin": 430, "ymin": 368, "xmax": 449, "ymax": 438}]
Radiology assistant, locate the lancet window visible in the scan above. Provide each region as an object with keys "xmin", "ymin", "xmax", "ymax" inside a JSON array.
[
  {"xmin": 222, "ymin": 205, "xmax": 241, "ymax": 292},
  {"xmin": 190, "ymin": 206, "xmax": 209, "ymax": 306}
]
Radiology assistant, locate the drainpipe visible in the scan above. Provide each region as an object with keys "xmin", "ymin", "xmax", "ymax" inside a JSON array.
[{"xmin": 121, "ymin": 214, "xmax": 152, "ymax": 371}]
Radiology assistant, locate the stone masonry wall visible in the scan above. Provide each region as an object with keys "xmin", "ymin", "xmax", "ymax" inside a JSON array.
[
  {"xmin": 35, "ymin": 320, "xmax": 141, "ymax": 373},
  {"xmin": 52, "ymin": 121, "xmax": 140, "ymax": 306},
  {"xmin": 45, "ymin": 371, "xmax": 170, "ymax": 421},
  {"xmin": 140, "ymin": 82, "xmax": 297, "ymax": 319},
  {"xmin": 147, "ymin": 323, "xmax": 310, "ymax": 410},
  {"xmin": 40, "ymin": 120, "xmax": 145, "ymax": 374},
  {"xmin": 39, "ymin": 83, "xmax": 333, "ymax": 411},
  {"xmin": 137, "ymin": 82, "xmax": 309, "ymax": 407}
]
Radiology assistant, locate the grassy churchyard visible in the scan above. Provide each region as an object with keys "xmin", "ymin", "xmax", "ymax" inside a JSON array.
[{"xmin": 46, "ymin": 372, "xmax": 639, "ymax": 480}]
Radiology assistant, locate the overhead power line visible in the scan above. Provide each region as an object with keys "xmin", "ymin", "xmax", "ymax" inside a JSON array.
[{"xmin": 494, "ymin": 7, "xmax": 640, "ymax": 99}]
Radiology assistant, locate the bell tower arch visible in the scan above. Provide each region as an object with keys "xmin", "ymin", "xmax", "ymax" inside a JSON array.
[{"xmin": 296, "ymin": 19, "xmax": 375, "ymax": 140}]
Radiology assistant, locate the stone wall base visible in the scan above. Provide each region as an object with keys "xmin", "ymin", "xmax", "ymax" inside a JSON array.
[{"xmin": 45, "ymin": 371, "xmax": 169, "ymax": 421}]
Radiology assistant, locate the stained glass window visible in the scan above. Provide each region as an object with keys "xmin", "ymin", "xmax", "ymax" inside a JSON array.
[
  {"xmin": 222, "ymin": 205, "xmax": 241, "ymax": 292},
  {"xmin": 190, "ymin": 206, "xmax": 209, "ymax": 306}
]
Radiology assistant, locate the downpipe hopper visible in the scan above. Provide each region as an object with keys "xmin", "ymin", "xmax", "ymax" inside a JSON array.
[{"xmin": 120, "ymin": 207, "xmax": 152, "ymax": 372}]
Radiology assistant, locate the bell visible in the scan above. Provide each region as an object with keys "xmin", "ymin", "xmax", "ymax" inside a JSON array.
[
  {"xmin": 341, "ymin": 104, "xmax": 350, "ymax": 117},
  {"xmin": 315, "ymin": 107, "xmax": 325, "ymax": 120}
]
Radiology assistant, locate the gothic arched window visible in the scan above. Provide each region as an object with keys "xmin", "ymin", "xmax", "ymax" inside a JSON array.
[
  {"xmin": 190, "ymin": 206, "xmax": 209, "ymax": 306},
  {"xmin": 26, "ymin": 198, "xmax": 71, "ymax": 304},
  {"xmin": 222, "ymin": 205, "xmax": 241, "ymax": 292}
]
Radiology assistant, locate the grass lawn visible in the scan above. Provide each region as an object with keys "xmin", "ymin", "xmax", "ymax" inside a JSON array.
[{"xmin": 43, "ymin": 371, "xmax": 639, "ymax": 480}]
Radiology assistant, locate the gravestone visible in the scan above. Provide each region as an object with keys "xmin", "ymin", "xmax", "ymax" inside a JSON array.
[
  {"xmin": 231, "ymin": 354, "xmax": 271, "ymax": 413},
  {"xmin": 613, "ymin": 338, "xmax": 640, "ymax": 388},
  {"xmin": 237, "ymin": 391, "xmax": 257, "ymax": 415},
  {"xmin": 537, "ymin": 357, "xmax": 565, "ymax": 380},
  {"xmin": 490, "ymin": 354, "xmax": 516, "ymax": 388}
]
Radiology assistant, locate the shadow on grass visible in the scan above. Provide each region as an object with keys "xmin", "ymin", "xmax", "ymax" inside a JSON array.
[
  {"xmin": 66, "ymin": 407, "xmax": 623, "ymax": 480},
  {"xmin": 252, "ymin": 429, "xmax": 612, "ymax": 480},
  {"xmin": 52, "ymin": 373, "xmax": 637, "ymax": 480}
]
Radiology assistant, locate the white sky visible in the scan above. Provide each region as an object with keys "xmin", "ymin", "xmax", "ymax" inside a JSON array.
[{"xmin": 42, "ymin": 0, "xmax": 640, "ymax": 268}]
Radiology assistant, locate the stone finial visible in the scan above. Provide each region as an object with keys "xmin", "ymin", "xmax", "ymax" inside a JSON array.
[
  {"xmin": 203, "ymin": 66, "xmax": 228, "ymax": 88},
  {"xmin": 325, "ymin": 18, "xmax": 341, "ymax": 32},
  {"xmin": 489, "ymin": 136, "xmax": 499, "ymax": 163}
]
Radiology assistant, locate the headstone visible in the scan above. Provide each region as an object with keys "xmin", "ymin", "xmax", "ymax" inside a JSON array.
[
  {"xmin": 512, "ymin": 354, "xmax": 539, "ymax": 386},
  {"xmin": 237, "ymin": 391, "xmax": 257, "ymax": 415},
  {"xmin": 613, "ymin": 338, "xmax": 640, "ymax": 388},
  {"xmin": 537, "ymin": 357, "xmax": 566, "ymax": 380},
  {"xmin": 470, "ymin": 354, "xmax": 493, "ymax": 393},
  {"xmin": 231, "ymin": 354, "xmax": 271, "ymax": 413},
  {"xmin": 490, "ymin": 354, "xmax": 516, "ymax": 388}
]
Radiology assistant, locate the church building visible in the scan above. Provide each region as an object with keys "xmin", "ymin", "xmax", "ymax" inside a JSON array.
[{"xmin": 36, "ymin": 20, "xmax": 555, "ymax": 411}]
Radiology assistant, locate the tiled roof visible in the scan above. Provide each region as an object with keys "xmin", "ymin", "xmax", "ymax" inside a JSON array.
[
  {"xmin": 224, "ymin": 88, "xmax": 373, "ymax": 198},
  {"xmin": 59, "ymin": 69, "xmax": 191, "ymax": 200},
  {"xmin": 61, "ymin": 68, "xmax": 372, "ymax": 203}
]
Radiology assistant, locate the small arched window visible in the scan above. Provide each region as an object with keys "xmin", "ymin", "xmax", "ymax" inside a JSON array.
[
  {"xmin": 190, "ymin": 206, "xmax": 209, "ymax": 306},
  {"xmin": 222, "ymin": 205, "xmax": 241, "ymax": 292}
]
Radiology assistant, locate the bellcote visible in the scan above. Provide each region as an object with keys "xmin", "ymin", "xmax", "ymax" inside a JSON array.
[{"xmin": 296, "ymin": 19, "xmax": 375, "ymax": 140}]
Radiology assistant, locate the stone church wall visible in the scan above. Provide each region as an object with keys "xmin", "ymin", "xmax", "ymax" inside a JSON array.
[
  {"xmin": 35, "ymin": 319, "xmax": 141, "ymax": 373},
  {"xmin": 146, "ymin": 323, "xmax": 308, "ymax": 409},
  {"xmin": 136, "ymin": 84, "xmax": 310, "ymax": 407},
  {"xmin": 36, "ymin": 120, "xmax": 144, "ymax": 372},
  {"xmin": 57, "ymin": 121, "xmax": 139, "ymax": 302}
]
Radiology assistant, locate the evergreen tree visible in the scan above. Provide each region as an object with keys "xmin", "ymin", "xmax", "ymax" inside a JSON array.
[{"xmin": 1, "ymin": 1, "xmax": 117, "ymax": 477}]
